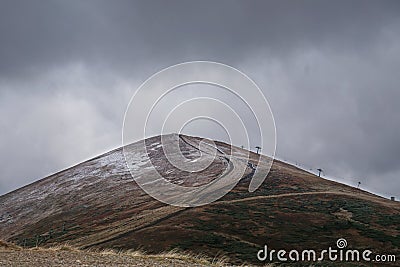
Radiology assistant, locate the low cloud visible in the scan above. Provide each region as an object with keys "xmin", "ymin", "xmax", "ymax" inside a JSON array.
[{"xmin": 0, "ymin": 1, "xmax": 399, "ymax": 198}]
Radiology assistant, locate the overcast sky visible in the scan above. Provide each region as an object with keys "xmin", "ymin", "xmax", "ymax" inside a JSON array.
[{"xmin": 0, "ymin": 0, "xmax": 399, "ymax": 198}]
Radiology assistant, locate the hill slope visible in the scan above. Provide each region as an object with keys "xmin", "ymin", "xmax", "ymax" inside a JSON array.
[{"xmin": 0, "ymin": 134, "xmax": 399, "ymax": 265}]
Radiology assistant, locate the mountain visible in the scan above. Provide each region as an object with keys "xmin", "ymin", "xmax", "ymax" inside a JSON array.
[{"xmin": 0, "ymin": 134, "xmax": 399, "ymax": 266}]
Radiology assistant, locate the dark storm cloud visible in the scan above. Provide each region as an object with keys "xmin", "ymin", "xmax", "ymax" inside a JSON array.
[
  {"xmin": 2, "ymin": 0, "xmax": 399, "ymax": 77},
  {"xmin": 0, "ymin": 0, "xmax": 399, "ymax": 197}
]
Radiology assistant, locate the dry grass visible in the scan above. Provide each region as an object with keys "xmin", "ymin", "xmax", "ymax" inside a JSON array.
[
  {"xmin": 0, "ymin": 240, "xmax": 232, "ymax": 266},
  {"xmin": 91, "ymin": 247, "xmax": 229, "ymax": 266},
  {"xmin": 44, "ymin": 243, "xmax": 80, "ymax": 252},
  {"xmin": 0, "ymin": 240, "xmax": 21, "ymax": 250}
]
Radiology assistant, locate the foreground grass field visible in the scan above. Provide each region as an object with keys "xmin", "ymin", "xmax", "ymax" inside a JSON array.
[{"xmin": 0, "ymin": 240, "xmax": 231, "ymax": 267}]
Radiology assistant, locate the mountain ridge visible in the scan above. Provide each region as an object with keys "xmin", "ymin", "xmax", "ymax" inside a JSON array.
[{"xmin": 0, "ymin": 134, "xmax": 399, "ymax": 265}]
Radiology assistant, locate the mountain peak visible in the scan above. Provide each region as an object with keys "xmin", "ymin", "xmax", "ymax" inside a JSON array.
[{"xmin": 0, "ymin": 135, "xmax": 399, "ymax": 265}]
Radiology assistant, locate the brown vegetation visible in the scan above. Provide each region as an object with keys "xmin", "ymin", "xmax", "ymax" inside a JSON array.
[{"xmin": 0, "ymin": 135, "xmax": 399, "ymax": 266}]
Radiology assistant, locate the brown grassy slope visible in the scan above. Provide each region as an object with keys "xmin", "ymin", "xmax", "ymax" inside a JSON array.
[{"xmin": 0, "ymin": 135, "xmax": 399, "ymax": 266}]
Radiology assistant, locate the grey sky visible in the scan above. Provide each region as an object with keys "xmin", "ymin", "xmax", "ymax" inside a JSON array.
[{"xmin": 0, "ymin": 0, "xmax": 399, "ymax": 198}]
